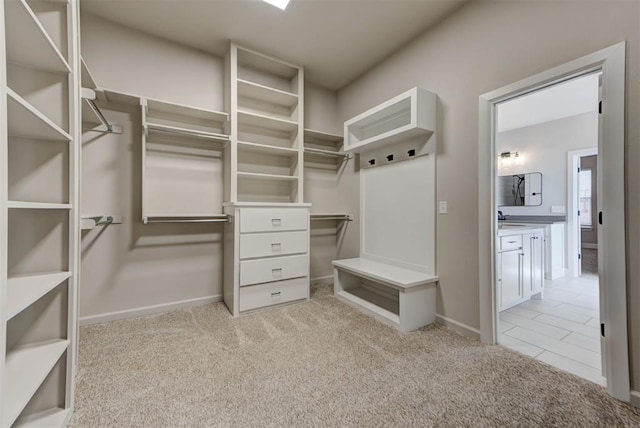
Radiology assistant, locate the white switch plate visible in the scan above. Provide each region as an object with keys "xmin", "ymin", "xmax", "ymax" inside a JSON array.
[
  {"xmin": 439, "ymin": 201, "xmax": 448, "ymax": 215},
  {"xmin": 551, "ymin": 205, "xmax": 566, "ymax": 214}
]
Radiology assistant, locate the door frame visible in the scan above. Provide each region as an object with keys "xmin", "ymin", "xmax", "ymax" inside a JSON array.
[
  {"xmin": 567, "ymin": 147, "xmax": 598, "ymax": 278},
  {"xmin": 478, "ymin": 42, "xmax": 629, "ymax": 401}
]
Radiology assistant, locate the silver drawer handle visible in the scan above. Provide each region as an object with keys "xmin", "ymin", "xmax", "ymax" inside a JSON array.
[
  {"xmin": 271, "ymin": 243, "xmax": 282, "ymax": 251},
  {"xmin": 271, "ymin": 291, "xmax": 282, "ymax": 300},
  {"xmin": 271, "ymin": 218, "xmax": 282, "ymax": 226},
  {"xmin": 507, "ymin": 240, "xmax": 518, "ymax": 244},
  {"xmin": 272, "ymin": 268, "xmax": 283, "ymax": 275}
]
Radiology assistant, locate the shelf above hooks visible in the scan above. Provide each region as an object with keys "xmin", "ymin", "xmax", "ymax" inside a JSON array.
[
  {"xmin": 81, "ymin": 214, "xmax": 123, "ymax": 230},
  {"xmin": 304, "ymin": 147, "xmax": 351, "ymax": 160}
]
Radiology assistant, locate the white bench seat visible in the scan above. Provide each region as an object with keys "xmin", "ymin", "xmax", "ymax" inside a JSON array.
[{"xmin": 332, "ymin": 258, "xmax": 439, "ymax": 332}]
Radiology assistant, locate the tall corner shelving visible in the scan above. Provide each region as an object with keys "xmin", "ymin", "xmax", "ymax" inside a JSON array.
[
  {"xmin": 226, "ymin": 43, "xmax": 304, "ymax": 203},
  {"xmin": 1, "ymin": 0, "xmax": 80, "ymax": 426}
]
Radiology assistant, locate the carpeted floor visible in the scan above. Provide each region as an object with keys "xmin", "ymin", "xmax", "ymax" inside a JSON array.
[
  {"xmin": 70, "ymin": 285, "xmax": 640, "ymax": 427},
  {"xmin": 582, "ymin": 247, "xmax": 598, "ymax": 276}
]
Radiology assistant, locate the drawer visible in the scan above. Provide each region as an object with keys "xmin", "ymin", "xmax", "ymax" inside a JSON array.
[
  {"xmin": 240, "ymin": 254, "xmax": 308, "ymax": 286},
  {"xmin": 240, "ymin": 231, "xmax": 307, "ymax": 259},
  {"xmin": 240, "ymin": 208, "xmax": 308, "ymax": 233},
  {"xmin": 501, "ymin": 235, "xmax": 522, "ymax": 251},
  {"xmin": 239, "ymin": 277, "xmax": 308, "ymax": 312}
]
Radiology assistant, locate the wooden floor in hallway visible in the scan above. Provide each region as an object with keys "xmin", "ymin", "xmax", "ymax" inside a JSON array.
[{"xmin": 498, "ymin": 272, "xmax": 604, "ymax": 386}]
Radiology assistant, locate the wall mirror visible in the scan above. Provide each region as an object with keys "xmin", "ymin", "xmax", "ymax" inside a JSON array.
[{"xmin": 497, "ymin": 172, "xmax": 542, "ymax": 206}]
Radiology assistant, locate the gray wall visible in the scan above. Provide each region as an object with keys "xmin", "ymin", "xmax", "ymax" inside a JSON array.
[
  {"xmin": 497, "ymin": 112, "xmax": 598, "ymax": 216},
  {"xmin": 79, "ymin": 14, "xmax": 341, "ymax": 321},
  {"xmin": 336, "ymin": 0, "xmax": 639, "ymax": 387}
]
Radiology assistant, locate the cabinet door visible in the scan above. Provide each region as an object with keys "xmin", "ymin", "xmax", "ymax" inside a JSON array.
[{"xmin": 499, "ymin": 249, "xmax": 523, "ymax": 311}]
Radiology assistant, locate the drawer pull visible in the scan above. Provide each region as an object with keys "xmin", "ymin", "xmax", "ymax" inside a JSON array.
[
  {"xmin": 271, "ymin": 243, "xmax": 282, "ymax": 251},
  {"xmin": 507, "ymin": 240, "xmax": 518, "ymax": 244},
  {"xmin": 272, "ymin": 268, "xmax": 283, "ymax": 275},
  {"xmin": 271, "ymin": 291, "xmax": 282, "ymax": 301},
  {"xmin": 271, "ymin": 218, "xmax": 282, "ymax": 227}
]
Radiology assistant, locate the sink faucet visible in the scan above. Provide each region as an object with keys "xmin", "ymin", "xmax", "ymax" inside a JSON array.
[{"xmin": 497, "ymin": 211, "xmax": 507, "ymax": 221}]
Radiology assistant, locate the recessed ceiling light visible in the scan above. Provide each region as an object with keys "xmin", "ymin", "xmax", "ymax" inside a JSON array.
[{"xmin": 262, "ymin": 0, "xmax": 290, "ymax": 11}]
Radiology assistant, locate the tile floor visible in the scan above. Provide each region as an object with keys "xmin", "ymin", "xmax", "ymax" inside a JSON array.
[{"xmin": 498, "ymin": 272, "xmax": 605, "ymax": 386}]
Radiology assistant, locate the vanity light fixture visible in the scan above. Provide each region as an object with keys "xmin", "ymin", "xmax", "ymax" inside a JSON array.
[
  {"xmin": 498, "ymin": 151, "xmax": 521, "ymax": 169},
  {"xmin": 262, "ymin": 0, "xmax": 290, "ymax": 10}
]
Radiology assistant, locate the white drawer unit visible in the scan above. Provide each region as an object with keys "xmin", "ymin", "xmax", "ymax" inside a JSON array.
[
  {"xmin": 240, "ymin": 208, "xmax": 308, "ymax": 233},
  {"xmin": 224, "ymin": 203, "xmax": 311, "ymax": 316},
  {"xmin": 501, "ymin": 235, "xmax": 522, "ymax": 251},
  {"xmin": 240, "ymin": 231, "xmax": 308, "ymax": 259},
  {"xmin": 239, "ymin": 277, "xmax": 309, "ymax": 312},
  {"xmin": 240, "ymin": 254, "xmax": 308, "ymax": 286}
]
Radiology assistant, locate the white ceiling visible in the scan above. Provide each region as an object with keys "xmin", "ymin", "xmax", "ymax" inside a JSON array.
[
  {"xmin": 79, "ymin": 0, "xmax": 467, "ymax": 90},
  {"xmin": 497, "ymin": 73, "xmax": 600, "ymax": 133}
]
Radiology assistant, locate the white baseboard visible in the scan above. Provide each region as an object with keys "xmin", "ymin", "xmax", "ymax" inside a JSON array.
[
  {"xmin": 436, "ymin": 314, "xmax": 481, "ymax": 340},
  {"xmin": 630, "ymin": 390, "xmax": 640, "ymax": 407},
  {"xmin": 79, "ymin": 294, "xmax": 223, "ymax": 326},
  {"xmin": 582, "ymin": 243, "xmax": 598, "ymax": 249}
]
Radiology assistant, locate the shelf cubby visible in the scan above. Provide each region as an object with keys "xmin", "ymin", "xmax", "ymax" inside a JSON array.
[
  {"xmin": 237, "ymin": 174, "xmax": 299, "ymax": 203},
  {"xmin": 2, "ymin": 340, "xmax": 69, "ymax": 427},
  {"xmin": 6, "ymin": 272, "xmax": 71, "ymax": 321},
  {"xmin": 4, "ymin": 0, "xmax": 70, "ymax": 74},
  {"xmin": 7, "ymin": 88, "xmax": 71, "ymax": 142},
  {"xmin": 237, "ymin": 46, "xmax": 300, "ymax": 95},
  {"xmin": 237, "ymin": 109, "xmax": 299, "ymax": 134},
  {"xmin": 237, "ymin": 78, "xmax": 298, "ymax": 122}
]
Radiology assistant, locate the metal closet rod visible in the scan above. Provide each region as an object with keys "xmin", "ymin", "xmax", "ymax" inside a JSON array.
[
  {"xmin": 304, "ymin": 148, "xmax": 351, "ymax": 160},
  {"xmin": 143, "ymin": 215, "xmax": 230, "ymax": 224},
  {"xmin": 310, "ymin": 214, "xmax": 352, "ymax": 221},
  {"xmin": 85, "ymin": 98, "xmax": 115, "ymax": 133}
]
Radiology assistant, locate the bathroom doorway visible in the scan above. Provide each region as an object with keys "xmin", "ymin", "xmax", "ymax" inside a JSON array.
[{"xmin": 478, "ymin": 42, "xmax": 629, "ymax": 401}]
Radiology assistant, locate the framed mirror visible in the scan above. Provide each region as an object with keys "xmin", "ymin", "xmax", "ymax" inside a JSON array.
[{"xmin": 497, "ymin": 172, "xmax": 542, "ymax": 206}]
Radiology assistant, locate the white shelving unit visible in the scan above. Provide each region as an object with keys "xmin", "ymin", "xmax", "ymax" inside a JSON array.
[
  {"xmin": 226, "ymin": 43, "xmax": 304, "ymax": 204},
  {"xmin": 1, "ymin": 0, "xmax": 80, "ymax": 426},
  {"xmin": 141, "ymin": 97, "xmax": 230, "ymax": 223}
]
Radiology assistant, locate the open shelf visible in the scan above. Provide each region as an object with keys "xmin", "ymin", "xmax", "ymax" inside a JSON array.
[
  {"xmin": 6, "ymin": 272, "xmax": 71, "ymax": 320},
  {"xmin": 146, "ymin": 122, "xmax": 229, "ymax": 143},
  {"xmin": 344, "ymin": 87, "xmax": 436, "ymax": 154},
  {"xmin": 7, "ymin": 88, "xmax": 72, "ymax": 142},
  {"xmin": 304, "ymin": 129, "xmax": 343, "ymax": 149},
  {"xmin": 238, "ymin": 110, "xmax": 299, "ymax": 133},
  {"xmin": 146, "ymin": 98, "xmax": 228, "ymax": 125},
  {"xmin": 237, "ymin": 171, "xmax": 298, "ymax": 182},
  {"xmin": 237, "ymin": 140, "xmax": 298, "ymax": 156},
  {"xmin": 8, "ymin": 201, "xmax": 71, "ymax": 210},
  {"xmin": 3, "ymin": 339, "xmax": 70, "ymax": 427},
  {"xmin": 14, "ymin": 408, "xmax": 71, "ymax": 428},
  {"xmin": 237, "ymin": 78, "xmax": 298, "ymax": 109},
  {"xmin": 81, "ymin": 57, "xmax": 98, "ymax": 89},
  {"xmin": 5, "ymin": 0, "xmax": 70, "ymax": 74}
]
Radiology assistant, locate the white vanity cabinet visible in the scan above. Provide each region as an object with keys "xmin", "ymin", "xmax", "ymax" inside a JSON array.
[{"xmin": 497, "ymin": 227, "xmax": 544, "ymax": 311}]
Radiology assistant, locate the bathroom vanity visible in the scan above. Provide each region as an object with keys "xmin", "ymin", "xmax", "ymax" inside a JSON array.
[{"xmin": 497, "ymin": 225, "xmax": 544, "ymax": 311}]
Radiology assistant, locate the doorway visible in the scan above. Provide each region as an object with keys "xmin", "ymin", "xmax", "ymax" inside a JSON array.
[
  {"xmin": 494, "ymin": 73, "xmax": 603, "ymax": 385},
  {"xmin": 478, "ymin": 42, "xmax": 629, "ymax": 401}
]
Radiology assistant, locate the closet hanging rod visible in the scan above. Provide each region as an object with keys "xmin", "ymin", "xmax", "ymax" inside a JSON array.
[
  {"xmin": 82, "ymin": 88, "xmax": 121, "ymax": 133},
  {"xmin": 145, "ymin": 123, "xmax": 230, "ymax": 142},
  {"xmin": 142, "ymin": 215, "xmax": 230, "ymax": 224},
  {"xmin": 304, "ymin": 148, "xmax": 351, "ymax": 160}
]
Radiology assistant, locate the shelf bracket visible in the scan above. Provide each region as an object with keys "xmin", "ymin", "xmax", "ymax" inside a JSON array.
[{"xmin": 81, "ymin": 215, "xmax": 123, "ymax": 230}]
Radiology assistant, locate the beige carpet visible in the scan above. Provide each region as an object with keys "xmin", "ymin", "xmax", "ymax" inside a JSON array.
[{"xmin": 70, "ymin": 285, "xmax": 640, "ymax": 427}]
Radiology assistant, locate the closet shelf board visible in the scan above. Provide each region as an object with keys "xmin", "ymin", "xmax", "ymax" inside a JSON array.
[
  {"xmin": 238, "ymin": 110, "xmax": 299, "ymax": 133},
  {"xmin": 304, "ymin": 147, "xmax": 348, "ymax": 158},
  {"xmin": 6, "ymin": 272, "xmax": 72, "ymax": 320},
  {"xmin": 237, "ymin": 141, "xmax": 298, "ymax": 156},
  {"xmin": 8, "ymin": 201, "xmax": 72, "ymax": 209},
  {"xmin": 304, "ymin": 129, "xmax": 343, "ymax": 143},
  {"xmin": 13, "ymin": 408, "xmax": 71, "ymax": 428},
  {"xmin": 146, "ymin": 98, "xmax": 228, "ymax": 123},
  {"xmin": 3, "ymin": 339, "xmax": 70, "ymax": 427},
  {"xmin": 332, "ymin": 258, "xmax": 438, "ymax": 290},
  {"xmin": 146, "ymin": 122, "xmax": 229, "ymax": 143},
  {"xmin": 237, "ymin": 78, "xmax": 298, "ymax": 108},
  {"xmin": 237, "ymin": 46, "xmax": 299, "ymax": 80},
  {"xmin": 7, "ymin": 88, "xmax": 72, "ymax": 142},
  {"xmin": 237, "ymin": 171, "xmax": 299, "ymax": 182},
  {"xmin": 5, "ymin": 0, "xmax": 71, "ymax": 74}
]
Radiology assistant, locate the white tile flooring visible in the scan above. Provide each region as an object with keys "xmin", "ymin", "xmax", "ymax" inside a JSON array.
[{"xmin": 498, "ymin": 273, "xmax": 605, "ymax": 386}]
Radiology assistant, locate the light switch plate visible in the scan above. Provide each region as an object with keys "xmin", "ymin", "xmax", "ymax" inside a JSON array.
[
  {"xmin": 551, "ymin": 205, "xmax": 566, "ymax": 214},
  {"xmin": 439, "ymin": 201, "xmax": 448, "ymax": 215}
]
